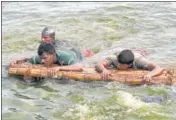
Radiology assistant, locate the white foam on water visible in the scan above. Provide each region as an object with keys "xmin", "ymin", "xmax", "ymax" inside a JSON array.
[
  {"xmin": 63, "ymin": 104, "xmax": 90, "ymax": 119},
  {"xmin": 116, "ymin": 91, "xmax": 158, "ymax": 110}
]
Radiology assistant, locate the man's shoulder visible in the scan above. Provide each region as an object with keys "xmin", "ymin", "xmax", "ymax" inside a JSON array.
[
  {"xmin": 132, "ymin": 51, "xmax": 149, "ymax": 69},
  {"xmin": 132, "ymin": 51, "xmax": 144, "ymax": 60},
  {"xmin": 105, "ymin": 54, "xmax": 117, "ymax": 65},
  {"xmin": 56, "ymin": 50, "xmax": 75, "ymax": 60},
  {"xmin": 55, "ymin": 48, "xmax": 78, "ymax": 65},
  {"xmin": 29, "ymin": 55, "xmax": 41, "ymax": 64},
  {"xmin": 106, "ymin": 54, "xmax": 117, "ymax": 60}
]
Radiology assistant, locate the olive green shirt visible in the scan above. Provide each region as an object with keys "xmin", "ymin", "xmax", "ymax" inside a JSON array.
[
  {"xmin": 29, "ymin": 50, "xmax": 80, "ymax": 65},
  {"xmin": 54, "ymin": 40, "xmax": 84, "ymax": 61},
  {"xmin": 106, "ymin": 51, "xmax": 149, "ymax": 70}
]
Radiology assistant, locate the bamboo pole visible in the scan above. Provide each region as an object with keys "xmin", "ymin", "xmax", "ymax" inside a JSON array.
[{"xmin": 8, "ymin": 63, "xmax": 176, "ymax": 85}]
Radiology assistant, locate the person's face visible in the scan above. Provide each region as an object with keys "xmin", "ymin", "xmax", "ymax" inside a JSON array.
[
  {"xmin": 41, "ymin": 35, "xmax": 53, "ymax": 43},
  {"xmin": 40, "ymin": 52, "xmax": 55, "ymax": 67},
  {"xmin": 116, "ymin": 61, "xmax": 131, "ymax": 70},
  {"xmin": 117, "ymin": 63, "xmax": 129, "ymax": 70}
]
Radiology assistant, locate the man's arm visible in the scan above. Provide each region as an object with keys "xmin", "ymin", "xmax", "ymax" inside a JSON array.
[
  {"xmin": 59, "ymin": 63, "xmax": 83, "ymax": 72},
  {"xmin": 95, "ymin": 59, "xmax": 109, "ymax": 73},
  {"xmin": 10, "ymin": 56, "xmax": 43, "ymax": 82},
  {"xmin": 146, "ymin": 62, "xmax": 164, "ymax": 77},
  {"xmin": 95, "ymin": 59, "xmax": 113, "ymax": 80},
  {"xmin": 48, "ymin": 63, "xmax": 83, "ymax": 77},
  {"xmin": 10, "ymin": 58, "xmax": 30, "ymax": 66},
  {"xmin": 136, "ymin": 57, "xmax": 164, "ymax": 81}
]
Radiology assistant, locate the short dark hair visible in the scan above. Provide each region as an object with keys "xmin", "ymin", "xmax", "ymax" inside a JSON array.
[
  {"xmin": 38, "ymin": 42, "xmax": 56, "ymax": 56},
  {"xmin": 41, "ymin": 27, "xmax": 55, "ymax": 40},
  {"xmin": 117, "ymin": 49, "xmax": 134, "ymax": 64}
]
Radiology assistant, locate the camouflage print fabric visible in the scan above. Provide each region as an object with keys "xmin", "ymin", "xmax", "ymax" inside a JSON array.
[{"xmin": 105, "ymin": 51, "xmax": 149, "ymax": 70}]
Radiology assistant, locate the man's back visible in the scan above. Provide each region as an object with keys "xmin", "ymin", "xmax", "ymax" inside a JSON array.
[{"xmin": 54, "ymin": 40, "xmax": 84, "ymax": 61}]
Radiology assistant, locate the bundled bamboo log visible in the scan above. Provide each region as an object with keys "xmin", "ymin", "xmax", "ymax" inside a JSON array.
[{"xmin": 8, "ymin": 63, "xmax": 176, "ymax": 85}]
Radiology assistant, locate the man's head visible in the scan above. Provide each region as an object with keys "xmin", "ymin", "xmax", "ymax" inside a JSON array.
[
  {"xmin": 116, "ymin": 49, "xmax": 134, "ymax": 70},
  {"xmin": 41, "ymin": 27, "xmax": 55, "ymax": 43},
  {"xmin": 38, "ymin": 42, "xmax": 56, "ymax": 67}
]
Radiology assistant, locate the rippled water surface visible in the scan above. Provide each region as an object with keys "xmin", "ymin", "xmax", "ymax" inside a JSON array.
[{"xmin": 2, "ymin": 2, "xmax": 176, "ymax": 120}]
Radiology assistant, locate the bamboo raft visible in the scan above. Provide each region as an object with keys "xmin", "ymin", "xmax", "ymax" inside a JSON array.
[{"xmin": 8, "ymin": 63, "xmax": 176, "ymax": 85}]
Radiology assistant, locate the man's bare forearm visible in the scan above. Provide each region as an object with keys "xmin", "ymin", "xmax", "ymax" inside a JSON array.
[
  {"xmin": 59, "ymin": 63, "xmax": 83, "ymax": 72},
  {"xmin": 149, "ymin": 66, "xmax": 164, "ymax": 77},
  {"xmin": 95, "ymin": 63, "xmax": 106, "ymax": 73}
]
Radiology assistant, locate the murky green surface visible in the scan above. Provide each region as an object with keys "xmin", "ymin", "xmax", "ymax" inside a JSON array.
[{"xmin": 2, "ymin": 2, "xmax": 176, "ymax": 120}]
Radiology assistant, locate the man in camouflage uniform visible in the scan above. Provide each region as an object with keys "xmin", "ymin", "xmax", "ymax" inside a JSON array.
[{"xmin": 95, "ymin": 49, "xmax": 164, "ymax": 82}]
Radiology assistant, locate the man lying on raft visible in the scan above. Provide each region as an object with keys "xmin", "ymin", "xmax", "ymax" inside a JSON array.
[
  {"xmin": 95, "ymin": 49, "xmax": 164, "ymax": 82},
  {"xmin": 13, "ymin": 42, "xmax": 83, "ymax": 71},
  {"xmin": 12, "ymin": 42, "xmax": 84, "ymax": 81}
]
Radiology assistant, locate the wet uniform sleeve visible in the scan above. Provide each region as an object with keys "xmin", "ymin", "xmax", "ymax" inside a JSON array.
[
  {"xmin": 58, "ymin": 51, "xmax": 78, "ymax": 65},
  {"xmin": 134, "ymin": 56, "xmax": 149, "ymax": 70},
  {"xmin": 66, "ymin": 54, "xmax": 77, "ymax": 65},
  {"xmin": 28, "ymin": 56, "xmax": 43, "ymax": 81},
  {"xmin": 105, "ymin": 55, "xmax": 117, "ymax": 68},
  {"xmin": 28, "ymin": 55, "xmax": 41, "ymax": 64}
]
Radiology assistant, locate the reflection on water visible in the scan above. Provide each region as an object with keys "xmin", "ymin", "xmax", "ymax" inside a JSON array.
[{"xmin": 2, "ymin": 2, "xmax": 176, "ymax": 120}]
